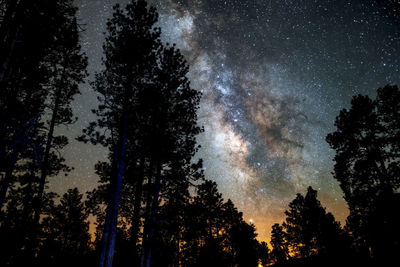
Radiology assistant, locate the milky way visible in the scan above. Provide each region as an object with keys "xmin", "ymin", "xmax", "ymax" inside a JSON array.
[{"xmin": 59, "ymin": 0, "xmax": 400, "ymax": 241}]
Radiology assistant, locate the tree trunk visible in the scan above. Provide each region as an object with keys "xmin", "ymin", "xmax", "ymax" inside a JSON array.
[
  {"xmin": 32, "ymin": 86, "xmax": 62, "ymax": 227},
  {"xmin": 140, "ymin": 160, "xmax": 154, "ymax": 267},
  {"xmin": 99, "ymin": 103, "xmax": 129, "ymax": 267},
  {"xmin": 143, "ymin": 160, "xmax": 162, "ymax": 267},
  {"xmin": 21, "ymin": 172, "xmax": 34, "ymax": 241},
  {"xmin": 32, "ymin": 50, "xmax": 72, "ymax": 226},
  {"xmin": 131, "ymin": 155, "xmax": 145, "ymax": 266},
  {"xmin": 98, "ymin": 177, "xmax": 115, "ymax": 267}
]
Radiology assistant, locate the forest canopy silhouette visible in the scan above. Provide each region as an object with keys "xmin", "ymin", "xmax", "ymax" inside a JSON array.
[{"xmin": 0, "ymin": 1, "xmax": 399, "ymax": 267}]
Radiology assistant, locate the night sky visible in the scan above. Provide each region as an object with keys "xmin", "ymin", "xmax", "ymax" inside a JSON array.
[{"xmin": 55, "ymin": 0, "xmax": 400, "ymax": 242}]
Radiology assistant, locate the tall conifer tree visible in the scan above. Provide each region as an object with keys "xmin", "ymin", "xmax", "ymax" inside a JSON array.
[{"xmin": 78, "ymin": 1, "xmax": 161, "ymax": 266}]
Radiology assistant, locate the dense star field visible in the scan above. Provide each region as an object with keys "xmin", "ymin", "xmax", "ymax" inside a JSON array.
[{"xmin": 58, "ymin": 0, "xmax": 400, "ymax": 241}]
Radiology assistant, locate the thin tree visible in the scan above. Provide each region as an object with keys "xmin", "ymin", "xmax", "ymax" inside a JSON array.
[{"xmin": 31, "ymin": 0, "xmax": 88, "ymax": 227}]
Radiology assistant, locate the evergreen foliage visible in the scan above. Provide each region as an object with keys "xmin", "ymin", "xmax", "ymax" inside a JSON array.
[
  {"xmin": 39, "ymin": 188, "xmax": 91, "ymax": 267},
  {"xmin": 327, "ymin": 84, "xmax": 400, "ymax": 261},
  {"xmin": 270, "ymin": 223, "xmax": 289, "ymax": 264},
  {"xmin": 282, "ymin": 187, "xmax": 347, "ymax": 258}
]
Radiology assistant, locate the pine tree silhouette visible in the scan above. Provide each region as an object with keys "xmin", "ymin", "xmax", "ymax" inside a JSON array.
[
  {"xmin": 283, "ymin": 186, "xmax": 346, "ymax": 258},
  {"xmin": 270, "ymin": 223, "xmax": 289, "ymax": 264},
  {"xmin": 327, "ymin": 84, "xmax": 400, "ymax": 260},
  {"xmin": 39, "ymin": 188, "xmax": 91, "ymax": 267}
]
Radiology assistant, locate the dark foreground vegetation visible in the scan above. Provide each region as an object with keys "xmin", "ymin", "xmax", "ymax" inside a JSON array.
[{"xmin": 0, "ymin": 1, "xmax": 399, "ymax": 266}]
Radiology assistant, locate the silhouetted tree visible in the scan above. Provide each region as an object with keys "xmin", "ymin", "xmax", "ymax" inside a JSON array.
[
  {"xmin": 326, "ymin": 85, "xmax": 400, "ymax": 256},
  {"xmin": 258, "ymin": 241, "xmax": 270, "ymax": 267},
  {"xmin": 150, "ymin": 179, "xmax": 192, "ymax": 267},
  {"xmin": 180, "ymin": 180, "xmax": 260, "ymax": 267},
  {"xmin": 149, "ymin": 157, "xmax": 204, "ymax": 266},
  {"xmin": 78, "ymin": 0, "xmax": 162, "ymax": 265},
  {"xmin": 270, "ymin": 223, "xmax": 289, "ymax": 264},
  {"xmin": 85, "ymin": 155, "xmax": 149, "ymax": 267},
  {"xmin": 139, "ymin": 43, "xmax": 202, "ymax": 267},
  {"xmin": 39, "ymin": 188, "xmax": 91, "ymax": 267},
  {"xmin": 32, "ymin": 0, "xmax": 88, "ymax": 228},
  {"xmin": 187, "ymin": 180, "xmax": 226, "ymax": 266},
  {"xmin": 229, "ymin": 220, "xmax": 260, "ymax": 266},
  {"xmin": 283, "ymin": 186, "xmax": 345, "ymax": 258},
  {"xmin": 368, "ymin": 192, "xmax": 400, "ymax": 263}
]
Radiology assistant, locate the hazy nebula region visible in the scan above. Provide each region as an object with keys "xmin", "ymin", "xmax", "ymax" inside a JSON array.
[{"xmin": 65, "ymin": 0, "xmax": 400, "ymax": 241}]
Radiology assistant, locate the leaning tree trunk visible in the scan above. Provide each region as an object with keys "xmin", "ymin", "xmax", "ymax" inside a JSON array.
[
  {"xmin": 32, "ymin": 88, "xmax": 60, "ymax": 227},
  {"xmin": 99, "ymin": 102, "xmax": 129, "ymax": 267},
  {"xmin": 32, "ymin": 56, "xmax": 71, "ymax": 227},
  {"xmin": 23, "ymin": 83, "xmax": 62, "ymax": 261}
]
